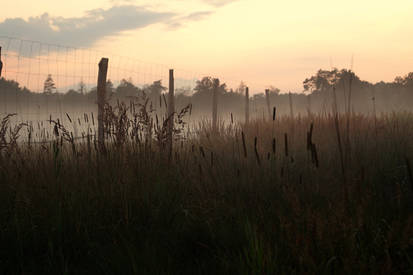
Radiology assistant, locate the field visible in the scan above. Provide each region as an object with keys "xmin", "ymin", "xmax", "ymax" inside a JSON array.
[{"xmin": 0, "ymin": 106, "xmax": 412, "ymax": 274}]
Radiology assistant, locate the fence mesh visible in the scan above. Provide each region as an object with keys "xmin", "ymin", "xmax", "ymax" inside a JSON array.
[{"xmin": 0, "ymin": 36, "xmax": 268, "ymax": 143}]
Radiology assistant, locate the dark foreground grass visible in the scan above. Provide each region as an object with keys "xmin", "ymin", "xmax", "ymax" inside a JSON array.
[{"xmin": 0, "ymin": 113, "xmax": 412, "ymax": 274}]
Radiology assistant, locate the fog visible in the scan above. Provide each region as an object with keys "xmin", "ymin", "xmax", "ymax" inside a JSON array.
[{"xmin": 1, "ymin": 68, "xmax": 412, "ymax": 142}]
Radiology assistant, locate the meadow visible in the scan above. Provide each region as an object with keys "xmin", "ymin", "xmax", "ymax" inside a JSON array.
[{"xmin": 0, "ymin": 103, "xmax": 412, "ymax": 274}]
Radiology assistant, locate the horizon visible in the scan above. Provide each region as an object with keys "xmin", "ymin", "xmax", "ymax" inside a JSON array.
[{"xmin": 1, "ymin": 0, "xmax": 412, "ymax": 92}]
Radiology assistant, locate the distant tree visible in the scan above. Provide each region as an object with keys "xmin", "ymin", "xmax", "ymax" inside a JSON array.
[
  {"xmin": 303, "ymin": 69, "xmax": 340, "ymax": 93},
  {"xmin": 268, "ymin": 86, "xmax": 280, "ymax": 95},
  {"xmin": 394, "ymin": 72, "xmax": 413, "ymax": 88},
  {"xmin": 78, "ymin": 80, "xmax": 86, "ymax": 95},
  {"xmin": 253, "ymin": 93, "xmax": 265, "ymax": 100},
  {"xmin": 176, "ymin": 86, "xmax": 192, "ymax": 96},
  {"xmin": 65, "ymin": 89, "xmax": 82, "ymax": 102},
  {"xmin": 145, "ymin": 80, "xmax": 167, "ymax": 98},
  {"xmin": 43, "ymin": 74, "xmax": 56, "ymax": 94},
  {"xmin": 236, "ymin": 81, "xmax": 247, "ymax": 94},
  {"xmin": 116, "ymin": 78, "xmax": 140, "ymax": 98},
  {"xmin": 194, "ymin": 76, "xmax": 227, "ymax": 96},
  {"xmin": 303, "ymin": 68, "xmax": 365, "ymax": 93},
  {"xmin": 106, "ymin": 80, "xmax": 114, "ymax": 94}
]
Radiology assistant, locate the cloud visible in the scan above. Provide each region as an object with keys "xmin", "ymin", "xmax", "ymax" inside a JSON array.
[
  {"xmin": 201, "ymin": 0, "xmax": 239, "ymax": 7},
  {"xmin": 167, "ymin": 11, "xmax": 214, "ymax": 29},
  {"xmin": 181, "ymin": 11, "xmax": 214, "ymax": 21},
  {"xmin": 0, "ymin": 5, "xmax": 175, "ymax": 48}
]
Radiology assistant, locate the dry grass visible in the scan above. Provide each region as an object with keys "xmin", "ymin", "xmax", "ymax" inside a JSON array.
[{"xmin": 0, "ymin": 105, "xmax": 412, "ymax": 274}]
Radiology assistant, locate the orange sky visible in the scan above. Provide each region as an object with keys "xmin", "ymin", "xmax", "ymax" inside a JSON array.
[{"xmin": 1, "ymin": 0, "xmax": 413, "ymax": 93}]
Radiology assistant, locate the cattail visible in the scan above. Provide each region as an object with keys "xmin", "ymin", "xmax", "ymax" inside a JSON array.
[
  {"xmin": 91, "ymin": 112, "xmax": 95, "ymax": 126},
  {"xmin": 284, "ymin": 133, "xmax": 289, "ymax": 157},
  {"xmin": 200, "ymin": 146, "xmax": 206, "ymax": 158},
  {"xmin": 163, "ymin": 94, "xmax": 168, "ymax": 108},
  {"xmin": 87, "ymin": 133, "xmax": 91, "ymax": 156},
  {"xmin": 93, "ymin": 134, "xmax": 98, "ymax": 152},
  {"xmin": 272, "ymin": 138, "xmax": 276, "ymax": 155},
  {"xmin": 272, "ymin": 107, "xmax": 276, "ymax": 121},
  {"xmin": 155, "ymin": 114, "xmax": 159, "ymax": 129},
  {"xmin": 53, "ymin": 124, "xmax": 59, "ymax": 137},
  {"xmin": 241, "ymin": 131, "xmax": 247, "ymax": 158},
  {"xmin": 254, "ymin": 136, "xmax": 261, "ymax": 165},
  {"xmin": 66, "ymin": 113, "xmax": 72, "ymax": 123},
  {"xmin": 231, "ymin": 113, "xmax": 234, "ymax": 124},
  {"xmin": 311, "ymin": 143, "xmax": 319, "ymax": 168}
]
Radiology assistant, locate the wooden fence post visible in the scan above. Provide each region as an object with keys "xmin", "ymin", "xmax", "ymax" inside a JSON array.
[
  {"xmin": 289, "ymin": 91, "xmax": 294, "ymax": 118},
  {"xmin": 167, "ymin": 69, "xmax": 175, "ymax": 159},
  {"xmin": 97, "ymin": 58, "xmax": 108, "ymax": 150},
  {"xmin": 0, "ymin": 46, "xmax": 3, "ymax": 77},
  {"xmin": 307, "ymin": 94, "xmax": 312, "ymax": 117},
  {"xmin": 265, "ymin": 89, "xmax": 271, "ymax": 119},
  {"xmin": 245, "ymin": 87, "xmax": 250, "ymax": 124},
  {"xmin": 212, "ymin": 78, "xmax": 218, "ymax": 132}
]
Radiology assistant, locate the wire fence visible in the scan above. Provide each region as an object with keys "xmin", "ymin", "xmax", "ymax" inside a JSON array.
[{"xmin": 0, "ymin": 36, "xmax": 266, "ymax": 143}]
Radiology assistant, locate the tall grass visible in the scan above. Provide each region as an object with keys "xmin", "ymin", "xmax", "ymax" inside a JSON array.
[{"xmin": 0, "ymin": 108, "xmax": 412, "ymax": 274}]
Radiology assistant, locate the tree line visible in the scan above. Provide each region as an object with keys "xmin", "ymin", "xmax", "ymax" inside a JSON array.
[{"xmin": 0, "ymin": 69, "xmax": 413, "ymax": 118}]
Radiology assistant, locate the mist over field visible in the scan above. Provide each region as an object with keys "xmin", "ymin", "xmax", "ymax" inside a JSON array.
[{"xmin": 2, "ymin": 67, "xmax": 413, "ymax": 141}]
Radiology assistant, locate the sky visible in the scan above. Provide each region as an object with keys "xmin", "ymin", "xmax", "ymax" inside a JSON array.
[{"xmin": 1, "ymin": 0, "xmax": 413, "ymax": 93}]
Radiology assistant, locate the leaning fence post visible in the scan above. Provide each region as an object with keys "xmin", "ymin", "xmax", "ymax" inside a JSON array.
[
  {"xmin": 245, "ymin": 87, "xmax": 250, "ymax": 124},
  {"xmin": 97, "ymin": 58, "xmax": 108, "ymax": 151},
  {"xmin": 265, "ymin": 89, "xmax": 271, "ymax": 119},
  {"xmin": 167, "ymin": 69, "xmax": 175, "ymax": 159},
  {"xmin": 212, "ymin": 79, "xmax": 218, "ymax": 132},
  {"xmin": 0, "ymin": 46, "xmax": 3, "ymax": 77}
]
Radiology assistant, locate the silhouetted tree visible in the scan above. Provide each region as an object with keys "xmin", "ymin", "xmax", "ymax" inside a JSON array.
[
  {"xmin": 43, "ymin": 74, "xmax": 56, "ymax": 94},
  {"xmin": 236, "ymin": 81, "xmax": 247, "ymax": 94},
  {"xmin": 145, "ymin": 80, "xmax": 167, "ymax": 98},
  {"xmin": 116, "ymin": 78, "xmax": 140, "ymax": 98},
  {"xmin": 303, "ymin": 68, "xmax": 366, "ymax": 93},
  {"xmin": 194, "ymin": 77, "xmax": 227, "ymax": 96},
  {"xmin": 78, "ymin": 80, "xmax": 86, "ymax": 95},
  {"xmin": 395, "ymin": 72, "xmax": 413, "ymax": 88},
  {"xmin": 268, "ymin": 86, "xmax": 280, "ymax": 95}
]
